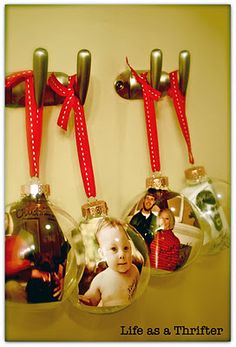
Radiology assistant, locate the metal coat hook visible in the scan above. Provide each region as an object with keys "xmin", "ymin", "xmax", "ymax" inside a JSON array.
[
  {"xmin": 114, "ymin": 49, "xmax": 190, "ymax": 99},
  {"xmin": 150, "ymin": 49, "xmax": 162, "ymax": 90},
  {"xmin": 5, "ymin": 49, "xmax": 92, "ymax": 107},
  {"xmin": 179, "ymin": 50, "xmax": 190, "ymax": 96},
  {"xmin": 33, "ymin": 47, "xmax": 48, "ymax": 107},
  {"xmin": 75, "ymin": 49, "xmax": 91, "ymax": 105}
]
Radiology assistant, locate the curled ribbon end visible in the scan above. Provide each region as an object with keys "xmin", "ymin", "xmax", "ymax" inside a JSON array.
[
  {"xmin": 126, "ymin": 57, "xmax": 132, "ymax": 71},
  {"xmin": 189, "ymin": 152, "xmax": 195, "ymax": 165},
  {"xmin": 57, "ymin": 121, "xmax": 67, "ymax": 131}
]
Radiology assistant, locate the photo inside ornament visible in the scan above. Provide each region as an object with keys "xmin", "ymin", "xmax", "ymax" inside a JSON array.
[
  {"xmin": 125, "ymin": 185, "xmax": 204, "ymax": 276},
  {"xmin": 210, "ymin": 178, "xmax": 230, "ymax": 248},
  {"xmin": 181, "ymin": 166, "xmax": 230, "ymax": 254},
  {"xmin": 70, "ymin": 211, "xmax": 150, "ymax": 314},
  {"xmin": 5, "ymin": 182, "xmax": 84, "ymax": 310}
]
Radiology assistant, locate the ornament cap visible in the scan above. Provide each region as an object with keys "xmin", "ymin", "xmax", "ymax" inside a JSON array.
[
  {"xmin": 146, "ymin": 175, "xmax": 169, "ymax": 190},
  {"xmin": 185, "ymin": 166, "xmax": 206, "ymax": 183},
  {"xmin": 81, "ymin": 200, "xmax": 108, "ymax": 219},
  {"xmin": 21, "ymin": 177, "xmax": 50, "ymax": 197}
]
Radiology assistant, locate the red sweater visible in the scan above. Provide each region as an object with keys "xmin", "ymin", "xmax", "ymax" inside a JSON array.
[{"xmin": 149, "ymin": 230, "xmax": 180, "ymax": 271}]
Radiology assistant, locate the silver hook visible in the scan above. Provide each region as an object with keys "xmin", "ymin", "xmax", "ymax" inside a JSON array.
[
  {"xmin": 75, "ymin": 49, "xmax": 91, "ymax": 105},
  {"xmin": 150, "ymin": 49, "xmax": 162, "ymax": 90},
  {"xmin": 179, "ymin": 50, "xmax": 190, "ymax": 96},
  {"xmin": 114, "ymin": 49, "xmax": 191, "ymax": 100},
  {"xmin": 33, "ymin": 48, "xmax": 48, "ymax": 107}
]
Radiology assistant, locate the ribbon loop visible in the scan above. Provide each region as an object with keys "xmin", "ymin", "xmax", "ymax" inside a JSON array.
[
  {"xmin": 5, "ymin": 70, "xmax": 43, "ymax": 177},
  {"xmin": 48, "ymin": 73, "xmax": 96, "ymax": 198},
  {"xmin": 5, "ymin": 70, "xmax": 33, "ymax": 88},
  {"xmin": 168, "ymin": 70, "xmax": 195, "ymax": 165},
  {"xmin": 47, "ymin": 73, "xmax": 70, "ymax": 97},
  {"xmin": 126, "ymin": 58, "xmax": 162, "ymax": 173}
]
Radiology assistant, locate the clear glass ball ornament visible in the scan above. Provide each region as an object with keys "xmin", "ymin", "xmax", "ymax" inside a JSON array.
[
  {"xmin": 181, "ymin": 166, "xmax": 230, "ymax": 254},
  {"xmin": 69, "ymin": 200, "xmax": 150, "ymax": 314},
  {"xmin": 124, "ymin": 174, "xmax": 204, "ymax": 276},
  {"xmin": 5, "ymin": 178, "xmax": 84, "ymax": 309}
]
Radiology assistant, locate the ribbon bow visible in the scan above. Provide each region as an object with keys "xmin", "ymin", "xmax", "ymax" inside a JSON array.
[
  {"xmin": 126, "ymin": 58, "xmax": 162, "ymax": 173},
  {"xmin": 5, "ymin": 70, "xmax": 43, "ymax": 177},
  {"xmin": 48, "ymin": 73, "xmax": 96, "ymax": 198},
  {"xmin": 168, "ymin": 70, "xmax": 194, "ymax": 164}
]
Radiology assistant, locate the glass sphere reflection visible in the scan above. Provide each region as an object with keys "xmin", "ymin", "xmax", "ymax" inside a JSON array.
[
  {"xmin": 5, "ymin": 180, "xmax": 84, "ymax": 309},
  {"xmin": 181, "ymin": 166, "xmax": 230, "ymax": 254},
  {"xmin": 124, "ymin": 176, "xmax": 204, "ymax": 276},
  {"xmin": 211, "ymin": 178, "xmax": 230, "ymax": 225},
  {"xmin": 70, "ymin": 201, "xmax": 150, "ymax": 314}
]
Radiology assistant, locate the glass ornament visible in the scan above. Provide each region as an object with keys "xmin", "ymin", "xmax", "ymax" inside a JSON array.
[
  {"xmin": 124, "ymin": 174, "xmax": 204, "ymax": 276},
  {"xmin": 181, "ymin": 166, "xmax": 230, "ymax": 254},
  {"xmin": 5, "ymin": 178, "xmax": 84, "ymax": 308},
  {"xmin": 69, "ymin": 200, "xmax": 150, "ymax": 314}
]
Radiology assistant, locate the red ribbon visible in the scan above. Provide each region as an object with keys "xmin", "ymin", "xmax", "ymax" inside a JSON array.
[
  {"xmin": 168, "ymin": 70, "xmax": 194, "ymax": 164},
  {"xmin": 126, "ymin": 58, "xmax": 162, "ymax": 173},
  {"xmin": 5, "ymin": 70, "xmax": 43, "ymax": 177},
  {"xmin": 48, "ymin": 73, "xmax": 96, "ymax": 198}
]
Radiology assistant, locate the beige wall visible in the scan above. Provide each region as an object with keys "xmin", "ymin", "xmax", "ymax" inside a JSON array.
[{"xmin": 5, "ymin": 5, "xmax": 230, "ymax": 342}]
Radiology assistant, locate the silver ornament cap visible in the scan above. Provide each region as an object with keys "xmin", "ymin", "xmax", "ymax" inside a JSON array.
[{"xmin": 21, "ymin": 177, "xmax": 50, "ymax": 198}]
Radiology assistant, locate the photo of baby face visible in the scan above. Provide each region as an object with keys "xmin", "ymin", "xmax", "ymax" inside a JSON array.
[
  {"xmin": 77, "ymin": 217, "xmax": 148, "ymax": 309},
  {"xmin": 97, "ymin": 225, "xmax": 132, "ymax": 273}
]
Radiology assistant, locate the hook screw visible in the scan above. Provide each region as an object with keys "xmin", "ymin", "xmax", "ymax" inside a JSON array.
[{"xmin": 115, "ymin": 80, "xmax": 125, "ymax": 91}]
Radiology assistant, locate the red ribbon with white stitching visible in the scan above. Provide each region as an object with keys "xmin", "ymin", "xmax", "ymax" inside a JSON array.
[
  {"xmin": 5, "ymin": 70, "xmax": 43, "ymax": 177},
  {"xmin": 126, "ymin": 58, "xmax": 162, "ymax": 173},
  {"xmin": 48, "ymin": 73, "xmax": 96, "ymax": 198},
  {"xmin": 168, "ymin": 70, "xmax": 194, "ymax": 164}
]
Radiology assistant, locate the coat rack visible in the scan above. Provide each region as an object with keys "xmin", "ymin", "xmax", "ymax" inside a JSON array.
[
  {"xmin": 5, "ymin": 48, "xmax": 91, "ymax": 107},
  {"xmin": 114, "ymin": 49, "xmax": 190, "ymax": 99}
]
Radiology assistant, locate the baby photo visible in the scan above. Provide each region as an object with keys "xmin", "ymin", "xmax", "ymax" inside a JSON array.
[{"xmin": 78, "ymin": 217, "xmax": 145, "ymax": 307}]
